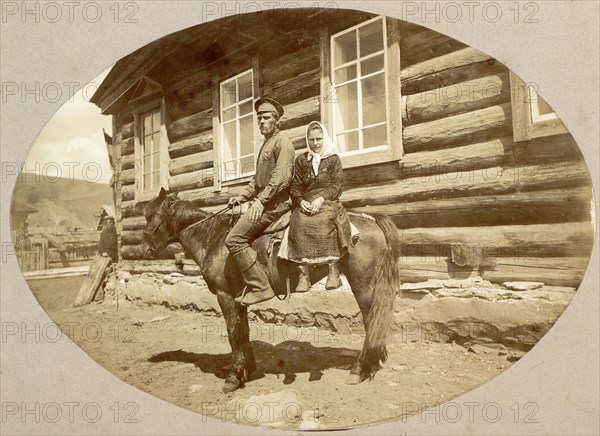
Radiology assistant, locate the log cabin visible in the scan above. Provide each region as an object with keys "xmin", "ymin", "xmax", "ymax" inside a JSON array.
[{"xmin": 91, "ymin": 9, "xmax": 594, "ymax": 288}]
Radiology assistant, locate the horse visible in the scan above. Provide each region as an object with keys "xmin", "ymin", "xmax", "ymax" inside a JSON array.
[{"xmin": 140, "ymin": 187, "xmax": 401, "ymax": 393}]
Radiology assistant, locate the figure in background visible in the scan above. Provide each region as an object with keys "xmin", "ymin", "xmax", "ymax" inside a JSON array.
[
  {"xmin": 225, "ymin": 97, "xmax": 296, "ymax": 305},
  {"xmin": 288, "ymin": 121, "xmax": 352, "ymax": 292},
  {"xmin": 98, "ymin": 216, "xmax": 118, "ymax": 262}
]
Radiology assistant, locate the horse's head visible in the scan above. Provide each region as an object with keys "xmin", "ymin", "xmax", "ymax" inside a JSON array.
[{"xmin": 140, "ymin": 187, "xmax": 175, "ymax": 260}]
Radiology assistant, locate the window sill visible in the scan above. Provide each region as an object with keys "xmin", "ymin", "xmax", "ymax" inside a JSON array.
[
  {"xmin": 530, "ymin": 118, "xmax": 568, "ymax": 139},
  {"xmin": 340, "ymin": 146, "xmax": 400, "ymax": 169},
  {"xmin": 220, "ymin": 174, "xmax": 254, "ymax": 189}
]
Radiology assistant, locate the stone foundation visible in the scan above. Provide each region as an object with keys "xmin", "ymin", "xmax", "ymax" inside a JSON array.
[{"xmin": 107, "ymin": 271, "xmax": 575, "ymax": 352}]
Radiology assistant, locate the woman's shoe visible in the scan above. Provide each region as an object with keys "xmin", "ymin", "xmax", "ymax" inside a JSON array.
[
  {"xmin": 325, "ymin": 262, "xmax": 342, "ymax": 290},
  {"xmin": 295, "ymin": 264, "xmax": 311, "ymax": 292}
]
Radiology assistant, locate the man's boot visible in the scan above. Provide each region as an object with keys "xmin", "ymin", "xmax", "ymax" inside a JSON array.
[
  {"xmin": 232, "ymin": 248, "xmax": 275, "ymax": 305},
  {"xmin": 325, "ymin": 262, "xmax": 342, "ymax": 290},
  {"xmin": 295, "ymin": 264, "xmax": 310, "ymax": 293}
]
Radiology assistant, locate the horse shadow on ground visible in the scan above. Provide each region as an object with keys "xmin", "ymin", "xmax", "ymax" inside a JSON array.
[{"xmin": 148, "ymin": 340, "xmax": 359, "ymax": 385}]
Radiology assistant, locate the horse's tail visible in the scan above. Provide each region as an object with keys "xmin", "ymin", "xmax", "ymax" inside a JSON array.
[{"xmin": 362, "ymin": 213, "xmax": 402, "ymax": 379}]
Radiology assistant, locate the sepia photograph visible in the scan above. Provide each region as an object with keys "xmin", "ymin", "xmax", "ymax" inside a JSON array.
[{"xmin": 2, "ymin": 1, "xmax": 598, "ymax": 433}]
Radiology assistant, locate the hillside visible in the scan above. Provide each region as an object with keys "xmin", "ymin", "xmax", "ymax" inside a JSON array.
[{"xmin": 11, "ymin": 173, "xmax": 113, "ymax": 231}]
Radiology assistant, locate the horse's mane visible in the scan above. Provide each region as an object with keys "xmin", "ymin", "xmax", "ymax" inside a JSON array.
[{"xmin": 169, "ymin": 199, "xmax": 231, "ymax": 249}]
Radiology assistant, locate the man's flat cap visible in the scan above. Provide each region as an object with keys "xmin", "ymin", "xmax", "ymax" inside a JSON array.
[{"xmin": 254, "ymin": 97, "xmax": 284, "ymax": 117}]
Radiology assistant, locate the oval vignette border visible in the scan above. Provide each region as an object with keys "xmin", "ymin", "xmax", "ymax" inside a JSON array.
[{"xmin": 0, "ymin": 1, "xmax": 598, "ymax": 435}]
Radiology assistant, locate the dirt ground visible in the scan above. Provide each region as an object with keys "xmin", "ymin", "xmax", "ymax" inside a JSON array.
[{"xmin": 28, "ymin": 275, "xmax": 516, "ymax": 430}]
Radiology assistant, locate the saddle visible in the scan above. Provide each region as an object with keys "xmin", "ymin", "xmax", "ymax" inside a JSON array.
[{"xmin": 262, "ymin": 210, "xmax": 291, "ymax": 235}]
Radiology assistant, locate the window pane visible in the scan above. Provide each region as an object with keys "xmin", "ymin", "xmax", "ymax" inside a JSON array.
[
  {"xmin": 240, "ymin": 155, "xmax": 255, "ymax": 176},
  {"xmin": 363, "ymin": 124, "xmax": 387, "ymax": 148},
  {"xmin": 152, "ymin": 111, "xmax": 161, "ymax": 132},
  {"xmin": 143, "ymin": 174, "xmax": 150, "ymax": 191},
  {"xmin": 152, "ymin": 152, "xmax": 160, "ymax": 171},
  {"xmin": 223, "ymin": 107, "xmax": 236, "ymax": 122},
  {"xmin": 143, "ymin": 115, "xmax": 152, "ymax": 136},
  {"xmin": 239, "ymin": 100, "xmax": 253, "ymax": 116},
  {"xmin": 334, "ymin": 30, "xmax": 357, "ymax": 66},
  {"xmin": 361, "ymin": 54, "xmax": 384, "ymax": 76},
  {"xmin": 152, "ymin": 133, "xmax": 161, "ymax": 152},
  {"xmin": 335, "ymin": 82, "xmax": 358, "ymax": 131},
  {"xmin": 143, "ymin": 136, "xmax": 152, "ymax": 155},
  {"xmin": 152, "ymin": 171, "xmax": 160, "ymax": 189},
  {"xmin": 239, "ymin": 115, "xmax": 254, "ymax": 156},
  {"xmin": 222, "ymin": 81, "xmax": 236, "ymax": 107},
  {"xmin": 238, "ymin": 72, "xmax": 253, "ymax": 101},
  {"xmin": 334, "ymin": 64, "xmax": 357, "ymax": 84},
  {"xmin": 359, "ymin": 19, "xmax": 384, "ymax": 57},
  {"xmin": 222, "ymin": 160, "xmax": 237, "ymax": 180},
  {"xmin": 222, "ymin": 122, "xmax": 237, "ymax": 162},
  {"xmin": 337, "ymin": 131, "xmax": 359, "ymax": 153},
  {"xmin": 362, "ymin": 73, "xmax": 386, "ymax": 126},
  {"xmin": 143, "ymin": 154, "xmax": 151, "ymax": 172}
]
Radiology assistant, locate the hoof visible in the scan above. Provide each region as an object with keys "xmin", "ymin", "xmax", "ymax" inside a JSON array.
[
  {"xmin": 345, "ymin": 373, "xmax": 363, "ymax": 385},
  {"xmin": 222, "ymin": 379, "xmax": 242, "ymax": 393}
]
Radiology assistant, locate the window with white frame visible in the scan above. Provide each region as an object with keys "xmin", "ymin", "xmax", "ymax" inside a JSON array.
[
  {"xmin": 510, "ymin": 72, "xmax": 567, "ymax": 141},
  {"xmin": 528, "ymin": 86, "xmax": 558, "ymax": 123},
  {"xmin": 140, "ymin": 108, "xmax": 162, "ymax": 193},
  {"xmin": 331, "ymin": 16, "xmax": 389, "ymax": 155},
  {"xmin": 133, "ymin": 98, "xmax": 169, "ymax": 202},
  {"xmin": 220, "ymin": 70, "xmax": 256, "ymax": 181}
]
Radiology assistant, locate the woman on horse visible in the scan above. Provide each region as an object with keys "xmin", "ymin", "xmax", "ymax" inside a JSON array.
[{"xmin": 288, "ymin": 121, "xmax": 352, "ymax": 292}]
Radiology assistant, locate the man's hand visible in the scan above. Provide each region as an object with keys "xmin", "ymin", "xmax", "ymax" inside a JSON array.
[
  {"xmin": 101, "ymin": 252, "xmax": 108, "ymax": 257},
  {"xmin": 310, "ymin": 197, "xmax": 325, "ymax": 215},
  {"xmin": 300, "ymin": 199, "xmax": 313, "ymax": 214},
  {"xmin": 228, "ymin": 195, "xmax": 245, "ymax": 209},
  {"xmin": 247, "ymin": 200, "xmax": 265, "ymax": 222}
]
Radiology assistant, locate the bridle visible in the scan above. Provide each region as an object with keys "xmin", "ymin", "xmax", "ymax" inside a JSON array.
[{"xmin": 142, "ymin": 202, "xmax": 231, "ymax": 258}]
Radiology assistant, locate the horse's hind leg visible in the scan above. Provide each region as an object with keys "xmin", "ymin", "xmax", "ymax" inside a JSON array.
[
  {"xmin": 346, "ymin": 269, "xmax": 390, "ymax": 385},
  {"xmin": 216, "ymin": 290, "xmax": 253, "ymax": 393},
  {"xmin": 345, "ymin": 275, "xmax": 372, "ymax": 385}
]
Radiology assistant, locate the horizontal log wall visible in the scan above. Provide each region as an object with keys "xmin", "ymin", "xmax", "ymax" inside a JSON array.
[
  {"xmin": 391, "ymin": 37, "xmax": 593, "ymax": 288},
  {"xmin": 116, "ymin": 31, "xmax": 322, "ymax": 263},
  {"xmin": 112, "ymin": 21, "xmax": 593, "ymax": 288},
  {"xmin": 398, "ymin": 257, "xmax": 590, "ymax": 288}
]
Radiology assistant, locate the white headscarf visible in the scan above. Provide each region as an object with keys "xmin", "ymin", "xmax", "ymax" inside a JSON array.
[{"xmin": 305, "ymin": 121, "xmax": 337, "ymax": 176}]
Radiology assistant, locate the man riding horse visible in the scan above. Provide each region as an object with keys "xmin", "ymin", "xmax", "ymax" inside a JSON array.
[{"xmin": 224, "ymin": 97, "xmax": 296, "ymax": 306}]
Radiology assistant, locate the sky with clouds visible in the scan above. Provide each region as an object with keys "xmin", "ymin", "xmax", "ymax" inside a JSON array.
[{"xmin": 24, "ymin": 68, "xmax": 114, "ymax": 184}]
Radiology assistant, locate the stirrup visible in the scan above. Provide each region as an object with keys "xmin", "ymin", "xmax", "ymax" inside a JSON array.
[{"xmin": 234, "ymin": 286, "xmax": 275, "ymax": 305}]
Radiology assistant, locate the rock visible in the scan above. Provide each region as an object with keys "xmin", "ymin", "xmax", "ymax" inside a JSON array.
[
  {"xmin": 401, "ymin": 280, "xmax": 444, "ymax": 291},
  {"xmin": 117, "ymin": 271, "xmax": 132, "ymax": 281},
  {"xmin": 391, "ymin": 364, "xmax": 408, "ymax": 371},
  {"xmin": 502, "ymin": 281, "xmax": 544, "ymax": 291},
  {"xmin": 507, "ymin": 350, "xmax": 527, "ymax": 362},
  {"xmin": 468, "ymin": 343, "xmax": 508, "ymax": 354}
]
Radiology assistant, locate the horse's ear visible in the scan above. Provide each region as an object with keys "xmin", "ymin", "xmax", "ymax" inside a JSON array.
[{"xmin": 158, "ymin": 187, "xmax": 167, "ymax": 201}]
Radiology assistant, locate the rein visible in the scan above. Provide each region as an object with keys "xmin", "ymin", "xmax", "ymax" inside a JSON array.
[{"xmin": 151, "ymin": 204, "xmax": 230, "ymax": 255}]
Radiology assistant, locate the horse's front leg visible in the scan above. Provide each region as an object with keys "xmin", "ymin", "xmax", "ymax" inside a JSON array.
[{"xmin": 216, "ymin": 290, "xmax": 254, "ymax": 393}]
